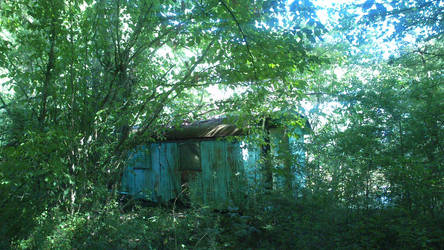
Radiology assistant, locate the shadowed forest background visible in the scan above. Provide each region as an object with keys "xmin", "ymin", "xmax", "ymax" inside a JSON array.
[{"xmin": 0, "ymin": 0, "xmax": 442, "ymax": 249}]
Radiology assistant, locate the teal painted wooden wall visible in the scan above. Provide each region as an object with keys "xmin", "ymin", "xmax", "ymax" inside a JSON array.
[
  {"xmin": 121, "ymin": 143, "xmax": 179, "ymax": 201},
  {"xmin": 121, "ymin": 130, "xmax": 306, "ymax": 207}
]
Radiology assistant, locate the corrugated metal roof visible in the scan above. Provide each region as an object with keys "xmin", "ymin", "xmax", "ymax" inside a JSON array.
[
  {"xmin": 164, "ymin": 117, "xmax": 244, "ymax": 140},
  {"xmin": 156, "ymin": 111, "xmax": 310, "ymax": 141}
]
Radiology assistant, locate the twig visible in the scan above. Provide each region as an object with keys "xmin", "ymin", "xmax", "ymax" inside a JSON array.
[
  {"xmin": 219, "ymin": 0, "xmax": 258, "ymax": 80},
  {"xmin": 0, "ymin": 95, "xmax": 11, "ymax": 116},
  {"xmin": 193, "ymin": 231, "xmax": 209, "ymax": 249}
]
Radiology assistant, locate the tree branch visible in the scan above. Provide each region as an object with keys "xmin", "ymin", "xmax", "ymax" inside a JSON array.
[
  {"xmin": 133, "ymin": 31, "xmax": 220, "ymax": 142},
  {"xmin": 219, "ymin": 0, "xmax": 258, "ymax": 79},
  {"xmin": 0, "ymin": 95, "xmax": 11, "ymax": 116},
  {"xmin": 39, "ymin": 19, "xmax": 57, "ymax": 126}
]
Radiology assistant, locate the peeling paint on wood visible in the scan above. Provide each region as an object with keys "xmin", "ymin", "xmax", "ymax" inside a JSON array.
[{"xmin": 121, "ymin": 128, "xmax": 307, "ymax": 207}]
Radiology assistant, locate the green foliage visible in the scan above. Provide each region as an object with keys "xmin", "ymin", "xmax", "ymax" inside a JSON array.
[
  {"xmin": 1, "ymin": 0, "xmax": 443, "ymax": 248},
  {"xmin": 360, "ymin": 0, "xmax": 443, "ymax": 41},
  {"xmin": 9, "ymin": 193, "xmax": 443, "ymax": 249},
  {"xmin": 0, "ymin": 0, "xmax": 321, "ymax": 246}
]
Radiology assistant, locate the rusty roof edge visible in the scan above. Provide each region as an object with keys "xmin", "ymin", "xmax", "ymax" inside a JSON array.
[{"xmin": 156, "ymin": 112, "xmax": 310, "ymax": 141}]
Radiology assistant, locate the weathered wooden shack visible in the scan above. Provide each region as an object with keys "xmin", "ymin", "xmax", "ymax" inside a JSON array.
[{"xmin": 120, "ymin": 115, "xmax": 308, "ymax": 207}]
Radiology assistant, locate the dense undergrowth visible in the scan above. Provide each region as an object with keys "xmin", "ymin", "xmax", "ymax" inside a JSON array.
[
  {"xmin": 5, "ymin": 191, "xmax": 443, "ymax": 249},
  {"xmin": 1, "ymin": 0, "xmax": 443, "ymax": 249}
]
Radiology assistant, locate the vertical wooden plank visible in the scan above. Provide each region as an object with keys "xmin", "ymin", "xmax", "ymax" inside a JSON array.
[
  {"xmin": 134, "ymin": 169, "xmax": 149, "ymax": 199},
  {"xmin": 131, "ymin": 145, "xmax": 151, "ymax": 169},
  {"xmin": 122, "ymin": 144, "xmax": 152, "ymax": 198},
  {"xmin": 227, "ymin": 141, "xmax": 243, "ymax": 204},
  {"xmin": 270, "ymin": 128, "xmax": 293, "ymax": 191},
  {"xmin": 143, "ymin": 145, "xmax": 154, "ymax": 199},
  {"xmin": 123, "ymin": 166, "xmax": 136, "ymax": 196},
  {"xmin": 242, "ymin": 141, "xmax": 261, "ymax": 192},
  {"xmin": 158, "ymin": 143, "xmax": 167, "ymax": 202},
  {"xmin": 201, "ymin": 141, "xmax": 229, "ymax": 207},
  {"xmin": 123, "ymin": 149, "xmax": 138, "ymax": 196},
  {"xmin": 215, "ymin": 141, "xmax": 229, "ymax": 206},
  {"xmin": 181, "ymin": 141, "xmax": 204, "ymax": 205},
  {"xmin": 158, "ymin": 143, "xmax": 179, "ymax": 202},
  {"xmin": 151, "ymin": 143, "xmax": 161, "ymax": 202},
  {"xmin": 121, "ymin": 165, "xmax": 131, "ymax": 194},
  {"xmin": 168, "ymin": 143, "xmax": 180, "ymax": 201},
  {"xmin": 200, "ymin": 141, "xmax": 214, "ymax": 205}
]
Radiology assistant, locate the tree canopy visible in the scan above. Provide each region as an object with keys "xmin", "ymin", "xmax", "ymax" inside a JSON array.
[{"xmin": 0, "ymin": 0, "xmax": 443, "ymax": 248}]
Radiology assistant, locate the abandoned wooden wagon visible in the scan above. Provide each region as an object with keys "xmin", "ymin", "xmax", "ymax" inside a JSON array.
[{"xmin": 120, "ymin": 114, "xmax": 309, "ymax": 207}]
